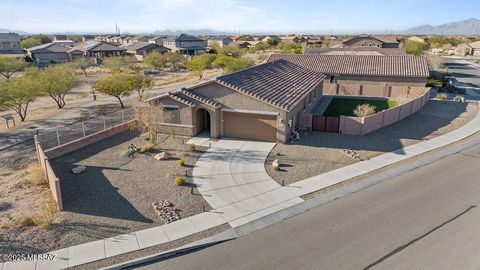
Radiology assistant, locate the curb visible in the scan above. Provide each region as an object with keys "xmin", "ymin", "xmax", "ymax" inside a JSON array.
[{"xmin": 99, "ymin": 229, "xmax": 240, "ymax": 270}]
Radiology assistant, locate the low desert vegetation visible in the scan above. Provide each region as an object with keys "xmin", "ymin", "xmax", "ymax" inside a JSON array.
[
  {"xmin": 175, "ymin": 176, "xmax": 186, "ymax": 186},
  {"xmin": 177, "ymin": 159, "xmax": 185, "ymax": 167},
  {"xmin": 436, "ymin": 93, "xmax": 448, "ymax": 100},
  {"xmin": 27, "ymin": 164, "xmax": 47, "ymax": 186},
  {"xmin": 189, "ymin": 144, "xmax": 196, "ymax": 152},
  {"xmin": 354, "ymin": 104, "xmax": 377, "ymax": 117}
]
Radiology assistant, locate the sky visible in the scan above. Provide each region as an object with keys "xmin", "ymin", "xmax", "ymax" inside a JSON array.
[{"xmin": 1, "ymin": 0, "xmax": 478, "ymax": 34}]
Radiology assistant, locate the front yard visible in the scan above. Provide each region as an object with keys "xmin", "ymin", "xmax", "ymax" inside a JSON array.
[
  {"xmin": 267, "ymin": 99, "xmax": 478, "ymax": 186},
  {"xmin": 1, "ymin": 131, "xmax": 217, "ymax": 257},
  {"xmin": 323, "ymin": 97, "xmax": 397, "ymax": 116}
]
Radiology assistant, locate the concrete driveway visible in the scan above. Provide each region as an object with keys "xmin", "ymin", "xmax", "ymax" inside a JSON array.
[{"xmin": 190, "ymin": 138, "xmax": 304, "ymax": 228}]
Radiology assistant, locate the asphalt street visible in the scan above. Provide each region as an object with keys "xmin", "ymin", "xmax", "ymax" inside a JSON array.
[{"xmin": 132, "ymin": 140, "xmax": 480, "ymax": 270}]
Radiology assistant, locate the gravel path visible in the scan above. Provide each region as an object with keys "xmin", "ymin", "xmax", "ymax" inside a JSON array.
[
  {"xmin": 267, "ymin": 100, "xmax": 479, "ymax": 186},
  {"xmin": 0, "ymin": 131, "xmax": 211, "ymax": 257}
]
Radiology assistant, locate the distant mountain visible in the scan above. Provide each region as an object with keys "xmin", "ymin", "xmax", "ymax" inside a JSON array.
[
  {"xmin": 402, "ymin": 18, "xmax": 480, "ymax": 35},
  {"xmin": 152, "ymin": 29, "xmax": 230, "ymax": 36},
  {"xmin": 0, "ymin": 28, "xmax": 29, "ymax": 35}
]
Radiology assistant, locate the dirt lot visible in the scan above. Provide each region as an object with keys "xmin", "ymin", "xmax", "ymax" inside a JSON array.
[
  {"xmin": 0, "ymin": 131, "xmax": 211, "ymax": 257},
  {"xmin": 266, "ymin": 100, "xmax": 479, "ymax": 185}
]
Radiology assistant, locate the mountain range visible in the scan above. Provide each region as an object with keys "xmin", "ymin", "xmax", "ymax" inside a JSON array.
[{"xmin": 401, "ymin": 18, "xmax": 480, "ymax": 35}]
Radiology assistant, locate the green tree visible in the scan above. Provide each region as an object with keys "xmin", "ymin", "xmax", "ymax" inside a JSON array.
[
  {"xmin": 38, "ymin": 65, "xmax": 81, "ymax": 108},
  {"xmin": 0, "ymin": 75, "xmax": 41, "ymax": 121},
  {"xmin": 94, "ymin": 73, "xmax": 135, "ymax": 108},
  {"xmin": 0, "ymin": 56, "xmax": 26, "ymax": 79},
  {"xmin": 101, "ymin": 56, "xmax": 136, "ymax": 73},
  {"xmin": 278, "ymin": 43, "xmax": 303, "ymax": 54},
  {"xmin": 144, "ymin": 51, "xmax": 168, "ymax": 70},
  {"xmin": 70, "ymin": 57, "xmax": 95, "ymax": 77},
  {"xmin": 32, "ymin": 34, "xmax": 52, "ymax": 44},
  {"xmin": 404, "ymin": 40, "xmax": 427, "ymax": 55},
  {"xmin": 223, "ymin": 57, "xmax": 254, "ymax": 73},
  {"xmin": 219, "ymin": 45, "xmax": 242, "ymax": 57},
  {"xmin": 186, "ymin": 54, "xmax": 216, "ymax": 79},
  {"xmin": 164, "ymin": 52, "xmax": 186, "ymax": 71},
  {"xmin": 20, "ymin": 38, "xmax": 41, "ymax": 49},
  {"xmin": 266, "ymin": 38, "xmax": 279, "ymax": 46},
  {"xmin": 128, "ymin": 72, "xmax": 153, "ymax": 101}
]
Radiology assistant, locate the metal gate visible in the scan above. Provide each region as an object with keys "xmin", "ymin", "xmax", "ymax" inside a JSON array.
[{"xmin": 312, "ymin": 116, "xmax": 340, "ymax": 133}]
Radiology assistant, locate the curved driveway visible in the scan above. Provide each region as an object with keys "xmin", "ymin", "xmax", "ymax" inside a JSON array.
[{"xmin": 191, "ymin": 139, "xmax": 304, "ymax": 228}]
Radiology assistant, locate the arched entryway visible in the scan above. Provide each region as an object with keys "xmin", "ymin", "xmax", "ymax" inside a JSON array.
[{"xmin": 196, "ymin": 108, "xmax": 211, "ymax": 136}]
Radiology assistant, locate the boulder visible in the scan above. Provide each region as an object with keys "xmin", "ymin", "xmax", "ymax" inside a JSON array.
[
  {"xmin": 272, "ymin": 159, "xmax": 280, "ymax": 167},
  {"xmin": 154, "ymin": 152, "xmax": 169, "ymax": 161},
  {"xmin": 72, "ymin": 165, "xmax": 86, "ymax": 174}
]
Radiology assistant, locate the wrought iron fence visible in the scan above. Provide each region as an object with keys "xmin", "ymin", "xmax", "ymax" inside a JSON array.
[{"xmin": 38, "ymin": 108, "xmax": 135, "ymax": 151}]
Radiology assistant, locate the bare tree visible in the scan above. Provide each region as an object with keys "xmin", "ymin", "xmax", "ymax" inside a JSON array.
[{"xmin": 131, "ymin": 101, "xmax": 163, "ymax": 144}]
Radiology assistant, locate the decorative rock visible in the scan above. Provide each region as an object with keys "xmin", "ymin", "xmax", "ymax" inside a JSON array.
[
  {"xmin": 272, "ymin": 159, "xmax": 280, "ymax": 167},
  {"xmin": 154, "ymin": 152, "xmax": 169, "ymax": 161},
  {"xmin": 152, "ymin": 200, "xmax": 180, "ymax": 223},
  {"xmin": 342, "ymin": 149, "xmax": 369, "ymax": 161},
  {"xmin": 72, "ymin": 165, "xmax": 86, "ymax": 174}
]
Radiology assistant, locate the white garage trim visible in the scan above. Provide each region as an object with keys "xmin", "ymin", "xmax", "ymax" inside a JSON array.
[{"xmin": 221, "ymin": 108, "xmax": 279, "ymax": 116}]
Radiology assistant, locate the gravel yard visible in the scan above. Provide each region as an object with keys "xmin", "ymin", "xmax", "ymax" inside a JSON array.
[
  {"xmin": 0, "ymin": 131, "xmax": 214, "ymax": 257},
  {"xmin": 267, "ymin": 100, "xmax": 479, "ymax": 185}
]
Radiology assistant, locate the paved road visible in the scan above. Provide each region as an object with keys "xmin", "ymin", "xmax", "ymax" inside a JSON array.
[
  {"xmin": 442, "ymin": 57, "xmax": 480, "ymax": 89},
  {"xmin": 132, "ymin": 141, "xmax": 480, "ymax": 270}
]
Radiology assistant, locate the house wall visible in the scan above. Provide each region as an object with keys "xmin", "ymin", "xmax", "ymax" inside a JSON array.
[
  {"xmin": 344, "ymin": 38, "xmax": 383, "ymax": 47},
  {"xmin": 150, "ymin": 97, "xmax": 195, "ymax": 137},
  {"xmin": 32, "ymin": 52, "xmax": 71, "ymax": 66}
]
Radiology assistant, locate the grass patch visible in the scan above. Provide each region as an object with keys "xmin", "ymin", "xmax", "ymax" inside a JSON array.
[
  {"xmin": 323, "ymin": 98, "xmax": 397, "ymax": 117},
  {"xmin": 27, "ymin": 164, "xmax": 47, "ymax": 186}
]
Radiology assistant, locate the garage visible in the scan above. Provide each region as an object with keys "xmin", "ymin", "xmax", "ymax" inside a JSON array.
[{"xmin": 223, "ymin": 111, "xmax": 277, "ymax": 142}]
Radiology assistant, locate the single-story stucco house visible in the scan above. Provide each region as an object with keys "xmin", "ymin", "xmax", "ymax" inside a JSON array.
[{"xmin": 146, "ymin": 54, "xmax": 429, "ymax": 143}]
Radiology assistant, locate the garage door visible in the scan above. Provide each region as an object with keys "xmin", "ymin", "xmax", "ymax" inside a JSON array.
[{"xmin": 223, "ymin": 112, "xmax": 277, "ymax": 142}]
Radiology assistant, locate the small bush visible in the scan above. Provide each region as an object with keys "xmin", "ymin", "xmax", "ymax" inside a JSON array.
[
  {"xmin": 177, "ymin": 159, "xmax": 185, "ymax": 167},
  {"xmin": 427, "ymin": 78, "xmax": 443, "ymax": 88},
  {"xmin": 139, "ymin": 143, "xmax": 155, "ymax": 154},
  {"xmin": 436, "ymin": 93, "xmax": 448, "ymax": 100},
  {"xmin": 273, "ymin": 166, "xmax": 280, "ymax": 171},
  {"xmin": 457, "ymin": 88, "xmax": 466, "ymax": 95},
  {"xmin": 175, "ymin": 176, "xmax": 186, "ymax": 186},
  {"xmin": 96, "ymin": 104, "xmax": 108, "ymax": 115},
  {"xmin": 353, "ymin": 104, "xmax": 376, "ymax": 117},
  {"xmin": 189, "ymin": 144, "xmax": 196, "ymax": 152},
  {"xmin": 33, "ymin": 197, "xmax": 60, "ymax": 227},
  {"xmin": 79, "ymin": 111, "xmax": 91, "ymax": 122},
  {"xmin": 27, "ymin": 164, "xmax": 46, "ymax": 186},
  {"xmin": 13, "ymin": 216, "xmax": 36, "ymax": 228}
]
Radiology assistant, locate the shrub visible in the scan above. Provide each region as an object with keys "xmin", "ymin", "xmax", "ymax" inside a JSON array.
[
  {"xmin": 273, "ymin": 166, "xmax": 280, "ymax": 171},
  {"xmin": 13, "ymin": 216, "xmax": 36, "ymax": 228},
  {"xmin": 33, "ymin": 197, "xmax": 60, "ymax": 227},
  {"xmin": 457, "ymin": 88, "xmax": 466, "ymax": 95},
  {"xmin": 353, "ymin": 104, "xmax": 376, "ymax": 117},
  {"xmin": 27, "ymin": 164, "xmax": 46, "ymax": 186},
  {"xmin": 96, "ymin": 104, "xmax": 108, "ymax": 115},
  {"xmin": 139, "ymin": 143, "xmax": 155, "ymax": 154},
  {"xmin": 427, "ymin": 78, "xmax": 443, "ymax": 88},
  {"xmin": 175, "ymin": 176, "xmax": 186, "ymax": 186},
  {"xmin": 189, "ymin": 144, "xmax": 196, "ymax": 152},
  {"xmin": 79, "ymin": 111, "xmax": 90, "ymax": 122},
  {"xmin": 436, "ymin": 93, "xmax": 448, "ymax": 100},
  {"xmin": 177, "ymin": 159, "xmax": 185, "ymax": 167}
]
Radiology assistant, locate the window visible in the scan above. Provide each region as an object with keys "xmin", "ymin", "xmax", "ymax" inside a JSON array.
[
  {"xmin": 11, "ymin": 42, "xmax": 18, "ymax": 48},
  {"xmin": 329, "ymin": 75, "xmax": 339, "ymax": 84},
  {"xmin": 163, "ymin": 106, "xmax": 180, "ymax": 124},
  {"xmin": 369, "ymin": 43, "xmax": 373, "ymax": 47}
]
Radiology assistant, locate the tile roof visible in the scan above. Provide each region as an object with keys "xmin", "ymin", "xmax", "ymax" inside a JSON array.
[
  {"xmin": 69, "ymin": 41, "xmax": 125, "ymax": 53},
  {"xmin": 180, "ymin": 88, "xmax": 222, "ymax": 108},
  {"xmin": 165, "ymin": 34, "xmax": 204, "ymax": 42},
  {"xmin": 167, "ymin": 92, "xmax": 196, "ymax": 107},
  {"xmin": 0, "ymin": 33, "xmax": 20, "ymax": 42},
  {"xmin": 268, "ymin": 54, "xmax": 430, "ymax": 78},
  {"xmin": 304, "ymin": 47, "xmax": 406, "ymax": 56},
  {"xmin": 121, "ymin": 42, "xmax": 169, "ymax": 52},
  {"xmin": 27, "ymin": 43, "xmax": 71, "ymax": 53},
  {"xmin": 216, "ymin": 60, "xmax": 326, "ymax": 111}
]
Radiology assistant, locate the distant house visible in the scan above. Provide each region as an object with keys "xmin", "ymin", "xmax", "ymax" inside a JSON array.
[
  {"xmin": 280, "ymin": 35, "xmax": 307, "ymax": 44},
  {"xmin": 52, "ymin": 40, "xmax": 75, "ymax": 47},
  {"xmin": 469, "ymin": 41, "xmax": 480, "ymax": 56},
  {"xmin": 0, "ymin": 33, "xmax": 23, "ymax": 54},
  {"xmin": 331, "ymin": 35, "xmax": 399, "ymax": 48},
  {"xmin": 163, "ymin": 34, "xmax": 206, "ymax": 55},
  {"xmin": 304, "ymin": 47, "xmax": 406, "ymax": 56},
  {"xmin": 122, "ymin": 42, "xmax": 170, "ymax": 60},
  {"xmin": 230, "ymin": 35, "xmax": 254, "ymax": 42},
  {"xmin": 53, "ymin": 35, "xmax": 67, "ymax": 41},
  {"xmin": 149, "ymin": 36, "xmax": 167, "ymax": 45},
  {"xmin": 231, "ymin": 41, "xmax": 259, "ymax": 48},
  {"xmin": 27, "ymin": 43, "xmax": 71, "ymax": 66},
  {"xmin": 207, "ymin": 37, "xmax": 233, "ymax": 48},
  {"xmin": 132, "ymin": 35, "xmax": 150, "ymax": 42},
  {"xmin": 260, "ymin": 35, "xmax": 281, "ymax": 44},
  {"xmin": 68, "ymin": 41, "xmax": 125, "ymax": 59}
]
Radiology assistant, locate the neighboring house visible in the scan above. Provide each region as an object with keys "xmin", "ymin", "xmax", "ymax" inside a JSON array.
[
  {"xmin": 304, "ymin": 47, "xmax": 406, "ymax": 56},
  {"xmin": 331, "ymin": 35, "xmax": 399, "ymax": 48},
  {"xmin": 132, "ymin": 35, "xmax": 150, "ymax": 42},
  {"xmin": 0, "ymin": 33, "xmax": 23, "ymax": 54},
  {"xmin": 27, "ymin": 43, "xmax": 71, "ymax": 66},
  {"xmin": 469, "ymin": 41, "xmax": 480, "ymax": 56},
  {"xmin": 207, "ymin": 37, "xmax": 233, "ymax": 47},
  {"xmin": 231, "ymin": 35, "xmax": 254, "ymax": 42},
  {"xmin": 146, "ymin": 60, "xmax": 325, "ymax": 143},
  {"xmin": 68, "ymin": 41, "xmax": 126, "ymax": 59},
  {"xmin": 81, "ymin": 35, "xmax": 96, "ymax": 42},
  {"xmin": 163, "ymin": 34, "xmax": 206, "ymax": 55},
  {"xmin": 149, "ymin": 36, "xmax": 167, "ymax": 45},
  {"xmin": 260, "ymin": 35, "xmax": 282, "ymax": 44},
  {"xmin": 52, "ymin": 40, "xmax": 75, "ymax": 47},
  {"xmin": 268, "ymin": 54, "xmax": 429, "ymax": 93},
  {"xmin": 280, "ymin": 35, "xmax": 307, "ymax": 44},
  {"xmin": 122, "ymin": 42, "xmax": 170, "ymax": 60},
  {"xmin": 53, "ymin": 35, "xmax": 67, "ymax": 41},
  {"xmin": 231, "ymin": 41, "xmax": 259, "ymax": 48}
]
